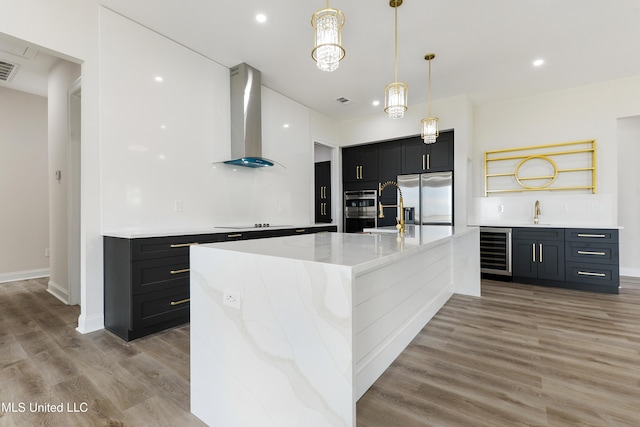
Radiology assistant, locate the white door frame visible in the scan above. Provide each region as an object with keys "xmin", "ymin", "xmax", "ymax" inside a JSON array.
[{"xmin": 67, "ymin": 77, "xmax": 81, "ymax": 305}]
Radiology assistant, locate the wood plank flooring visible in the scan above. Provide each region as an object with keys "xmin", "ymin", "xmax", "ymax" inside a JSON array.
[
  {"xmin": 357, "ymin": 279, "xmax": 640, "ymax": 427},
  {"xmin": 0, "ymin": 278, "xmax": 205, "ymax": 427},
  {"xmin": 2, "ymin": 277, "xmax": 640, "ymax": 426}
]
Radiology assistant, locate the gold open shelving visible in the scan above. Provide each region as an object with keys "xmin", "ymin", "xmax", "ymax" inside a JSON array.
[{"xmin": 484, "ymin": 140, "xmax": 596, "ymax": 197}]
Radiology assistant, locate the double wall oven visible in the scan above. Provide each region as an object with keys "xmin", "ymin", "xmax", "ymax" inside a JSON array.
[{"xmin": 344, "ymin": 190, "xmax": 377, "ymax": 233}]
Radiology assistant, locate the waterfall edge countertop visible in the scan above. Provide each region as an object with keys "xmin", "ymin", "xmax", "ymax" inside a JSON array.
[{"xmin": 189, "ymin": 228, "xmax": 480, "ymax": 426}]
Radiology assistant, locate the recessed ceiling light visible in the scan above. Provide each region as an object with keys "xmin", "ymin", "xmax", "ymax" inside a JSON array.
[
  {"xmin": 533, "ymin": 59, "xmax": 544, "ymax": 67},
  {"xmin": 155, "ymin": 76, "xmax": 163, "ymax": 82},
  {"xmin": 283, "ymin": 123, "xmax": 290, "ymax": 128},
  {"xmin": 372, "ymin": 100, "xmax": 380, "ymax": 107},
  {"xmin": 256, "ymin": 14, "xmax": 267, "ymax": 23}
]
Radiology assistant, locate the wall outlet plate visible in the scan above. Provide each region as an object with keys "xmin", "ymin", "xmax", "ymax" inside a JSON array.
[{"xmin": 223, "ymin": 289, "xmax": 241, "ymax": 309}]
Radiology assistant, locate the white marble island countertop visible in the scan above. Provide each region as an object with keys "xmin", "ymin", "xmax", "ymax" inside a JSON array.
[{"xmin": 200, "ymin": 226, "xmax": 474, "ymax": 275}]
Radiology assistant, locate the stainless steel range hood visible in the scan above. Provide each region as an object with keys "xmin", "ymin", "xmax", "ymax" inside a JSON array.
[{"xmin": 224, "ymin": 63, "xmax": 277, "ymax": 168}]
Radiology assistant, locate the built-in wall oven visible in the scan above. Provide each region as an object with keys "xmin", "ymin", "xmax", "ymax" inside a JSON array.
[{"xmin": 344, "ymin": 190, "xmax": 377, "ymax": 233}]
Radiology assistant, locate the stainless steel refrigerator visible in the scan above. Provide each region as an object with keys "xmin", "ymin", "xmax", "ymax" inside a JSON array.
[{"xmin": 397, "ymin": 171, "xmax": 453, "ymax": 225}]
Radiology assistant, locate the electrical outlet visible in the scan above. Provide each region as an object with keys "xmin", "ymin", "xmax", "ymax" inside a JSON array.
[
  {"xmin": 44, "ymin": 248, "xmax": 50, "ymax": 257},
  {"xmin": 174, "ymin": 200, "xmax": 183, "ymax": 212},
  {"xmin": 498, "ymin": 204, "xmax": 504, "ymax": 213},
  {"xmin": 223, "ymin": 289, "xmax": 241, "ymax": 309}
]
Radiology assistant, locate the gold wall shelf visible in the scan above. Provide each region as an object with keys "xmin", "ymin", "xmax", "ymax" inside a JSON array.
[{"xmin": 484, "ymin": 140, "xmax": 596, "ymax": 196}]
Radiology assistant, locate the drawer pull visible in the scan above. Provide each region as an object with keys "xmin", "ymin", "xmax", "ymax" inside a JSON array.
[
  {"xmin": 227, "ymin": 234, "xmax": 242, "ymax": 238},
  {"xmin": 169, "ymin": 268, "xmax": 190, "ymax": 275},
  {"xmin": 577, "ymin": 250, "xmax": 606, "ymax": 256},
  {"xmin": 296, "ymin": 229, "xmax": 306, "ymax": 233},
  {"xmin": 577, "ymin": 271, "xmax": 607, "ymax": 277},
  {"xmin": 577, "ymin": 234, "xmax": 606, "ymax": 238},
  {"xmin": 170, "ymin": 298, "xmax": 191, "ymax": 306},
  {"xmin": 170, "ymin": 242, "xmax": 200, "ymax": 248}
]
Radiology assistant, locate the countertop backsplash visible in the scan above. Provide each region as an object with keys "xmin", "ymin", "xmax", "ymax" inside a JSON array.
[{"xmin": 468, "ymin": 193, "xmax": 615, "ymax": 227}]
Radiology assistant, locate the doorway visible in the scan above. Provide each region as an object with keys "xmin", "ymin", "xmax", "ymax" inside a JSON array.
[{"xmin": 313, "ymin": 141, "xmax": 337, "ymax": 225}]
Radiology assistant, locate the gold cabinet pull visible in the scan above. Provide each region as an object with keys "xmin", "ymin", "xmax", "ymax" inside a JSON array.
[
  {"xmin": 170, "ymin": 298, "xmax": 190, "ymax": 306},
  {"xmin": 532, "ymin": 243, "xmax": 536, "ymax": 263},
  {"xmin": 577, "ymin": 233, "xmax": 606, "ymax": 238},
  {"xmin": 170, "ymin": 268, "xmax": 190, "ymax": 275},
  {"xmin": 170, "ymin": 242, "xmax": 200, "ymax": 248},
  {"xmin": 427, "ymin": 153, "xmax": 430, "ymax": 170},
  {"xmin": 227, "ymin": 234, "xmax": 242, "ymax": 238},
  {"xmin": 539, "ymin": 243, "xmax": 543, "ymax": 263},
  {"xmin": 577, "ymin": 250, "xmax": 606, "ymax": 256},
  {"xmin": 296, "ymin": 229, "xmax": 306, "ymax": 233},
  {"xmin": 577, "ymin": 271, "xmax": 606, "ymax": 277},
  {"xmin": 422, "ymin": 154, "xmax": 426, "ymax": 170}
]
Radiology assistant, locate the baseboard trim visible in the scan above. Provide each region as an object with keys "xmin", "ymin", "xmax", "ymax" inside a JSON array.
[
  {"xmin": 47, "ymin": 280, "xmax": 70, "ymax": 304},
  {"xmin": 0, "ymin": 268, "xmax": 50, "ymax": 284},
  {"xmin": 76, "ymin": 313, "xmax": 104, "ymax": 334}
]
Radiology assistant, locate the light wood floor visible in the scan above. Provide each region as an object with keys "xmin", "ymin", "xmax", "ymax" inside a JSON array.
[{"xmin": 1, "ymin": 278, "xmax": 639, "ymax": 426}]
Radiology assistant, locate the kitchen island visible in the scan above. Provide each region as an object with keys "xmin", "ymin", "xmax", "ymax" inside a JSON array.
[{"xmin": 190, "ymin": 227, "xmax": 480, "ymax": 427}]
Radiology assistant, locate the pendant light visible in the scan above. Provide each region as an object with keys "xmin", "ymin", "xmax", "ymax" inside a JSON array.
[
  {"xmin": 421, "ymin": 53, "xmax": 439, "ymax": 144},
  {"xmin": 311, "ymin": 1, "xmax": 346, "ymax": 72},
  {"xmin": 384, "ymin": 0, "xmax": 408, "ymax": 119}
]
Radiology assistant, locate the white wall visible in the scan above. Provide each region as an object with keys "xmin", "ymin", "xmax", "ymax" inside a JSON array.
[
  {"xmin": 617, "ymin": 116, "xmax": 640, "ymax": 277},
  {"xmin": 100, "ymin": 10, "xmax": 314, "ymax": 231},
  {"xmin": 47, "ymin": 60, "xmax": 81, "ymax": 302},
  {"xmin": 0, "ymin": 87, "xmax": 49, "ymax": 282},
  {"xmin": 472, "ymin": 76, "xmax": 640, "ymax": 276}
]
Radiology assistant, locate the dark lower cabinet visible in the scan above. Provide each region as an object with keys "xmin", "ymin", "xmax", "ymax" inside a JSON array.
[
  {"xmin": 510, "ymin": 227, "xmax": 619, "ymax": 294},
  {"xmin": 513, "ymin": 235, "xmax": 565, "ymax": 282},
  {"xmin": 104, "ymin": 225, "xmax": 337, "ymax": 341}
]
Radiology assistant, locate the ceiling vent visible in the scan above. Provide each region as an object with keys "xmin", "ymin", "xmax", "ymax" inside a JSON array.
[
  {"xmin": 0, "ymin": 60, "xmax": 19, "ymax": 82},
  {"xmin": 335, "ymin": 96, "xmax": 353, "ymax": 105}
]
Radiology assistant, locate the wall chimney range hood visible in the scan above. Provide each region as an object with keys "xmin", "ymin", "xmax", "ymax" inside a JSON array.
[{"xmin": 223, "ymin": 63, "xmax": 280, "ymax": 168}]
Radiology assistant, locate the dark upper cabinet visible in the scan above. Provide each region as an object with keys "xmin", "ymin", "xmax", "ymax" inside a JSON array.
[
  {"xmin": 315, "ymin": 161, "xmax": 332, "ymax": 224},
  {"xmin": 512, "ymin": 228, "xmax": 565, "ymax": 282},
  {"xmin": 401, "ymin": 130, "xmax": 454, "ymax": 174},
  {"xmin": 342, "ymin": 145, "xmax": 379, "ymax": 185},
  {"xmin": 378, "ymin": 140, "xmax": 403, "ymax": 191}
]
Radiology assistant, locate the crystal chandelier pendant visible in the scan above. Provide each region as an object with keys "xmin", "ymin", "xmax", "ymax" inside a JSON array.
[
  {"xmin": 421, "ymin": 117, "xmax": 439, "ymax": 144},
  {"xmin": 311, "ymin": 3, "xmax": 345, "ymax": 72},
  {"xmin": 384, "ymin": 0, "xmax": 407, "ymax": 119},
  {"xmin": 421, "ymin": 53, "xmax": 439, "ymax": 143},
  {"xmin": 385, "ymin": 82, "xmax": 408, "ymax": 119}
]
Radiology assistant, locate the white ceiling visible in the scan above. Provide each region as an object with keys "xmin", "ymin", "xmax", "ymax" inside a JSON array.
[
  {"xmin": 5, "ymin": 0, "xmax": 640, "ymax": 120},
  {"xmin": 0, "ymin": 36, "xmax": 60, "ymax": 97}
]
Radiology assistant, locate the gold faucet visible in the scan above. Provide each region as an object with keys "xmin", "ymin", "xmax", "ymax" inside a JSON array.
[
  {"xmin": 534, "ymin": 200, "xmax": 541, "ymax": 224},
  {"xmin": 378, "ymin": 181, "xmax": 405, "ymax": 233}
]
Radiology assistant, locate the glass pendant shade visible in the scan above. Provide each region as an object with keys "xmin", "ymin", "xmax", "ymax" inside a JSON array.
[
  {"xmin": 311, "ymin": 4, "xmax": 345, "ymax": 72},
  {"xmin": 384, "ymin": 82, "xmax": 408, "ymax": 119},
  {"xmin": 421, "ymin": 117, "xmax": 439, "ymax": 144}
]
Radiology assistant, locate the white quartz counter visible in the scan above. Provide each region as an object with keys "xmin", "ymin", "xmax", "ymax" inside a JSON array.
[
  {"xmin": 469, "ymin": 222, "xmax": 622, "ymax": 229},
  {"xmin": 102, "ymin": 223, "xmax": 336, "ymax": 239},
  {"xmin": 206, "ymin": 225, "xmax": 474, "ymax": 275},
  {"xmin": 190, "ymin": 229, "xmax": 480, "ymax": 426}
]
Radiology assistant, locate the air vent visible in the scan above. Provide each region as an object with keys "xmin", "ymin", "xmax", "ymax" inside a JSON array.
[
  {"xmin": 335, "ymin": 97, "xmax": 353, "ymax": 105},
  {"xmin": 0, "ymin": 61, "xmax": 19, "ymax": 82}
]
